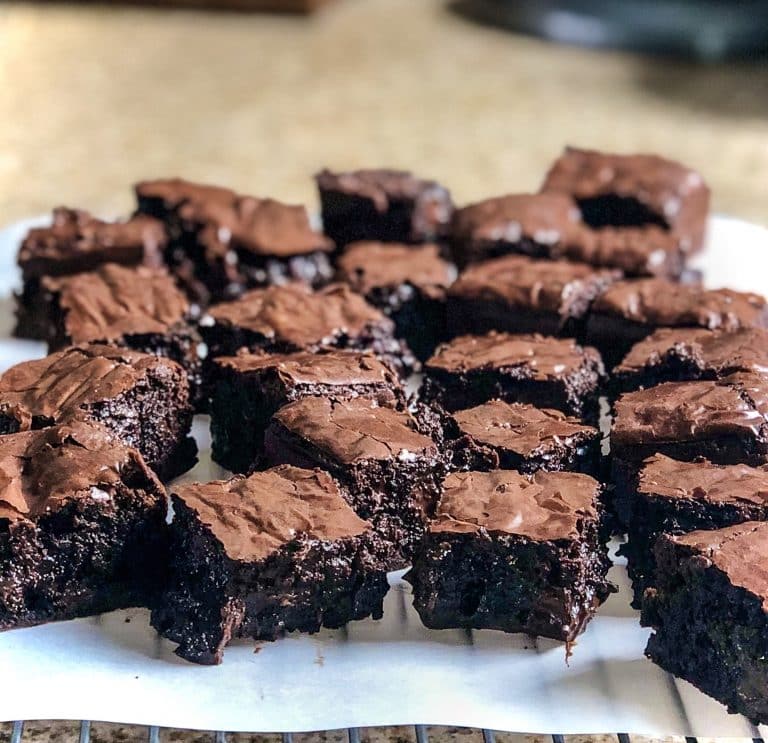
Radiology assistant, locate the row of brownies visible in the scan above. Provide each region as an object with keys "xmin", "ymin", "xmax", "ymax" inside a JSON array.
[{"xmin": 2, "ymin": 148, "xmax": 768, "ymax": 723}]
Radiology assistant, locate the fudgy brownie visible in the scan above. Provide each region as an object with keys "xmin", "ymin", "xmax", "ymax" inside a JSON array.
[
  {"xmin": 541, "ymin": 146, "xmax": 710, "ymax": 254},
  {"xmin": 442, "ymin": 399, "xmax": 601, "ymax": 476},
  {"xmin": 406, "ymin": 469, "xmax": 612, "ymax": 642},
  {"xmin": 335, "ymin": 241, "xmax": 454, "ymax": 360},
  {"xmin": 209, "ymin": 349, "xmax": 405, "ymax": 473},
  {"xmin": 612, "ymin": 327, "xmax": 768, "ymax": 393},
  {"xmin": 447, "ymin": 254, "xmax": 620, "ymax": 337},
  {"xmin": 617, "ymin": 453, "xmax": 768, "ymax": 606},
  {"xmin": 0, "ymin": 344, "xmax": 196, "ymax": 480},
  {"xmin": 37, "ymin": 263, "xmax": 204, "ymax": 407},
  {"xmin": 263, "ymin": 396, "xmax": 445, "ymax": 567},
  {"xmin": 150, "ymin": 465, "xmax": 390, "ymax": 665},
  {"xmin": 315, "ymin": 168, "xmax": 453, "ymax": 247},
  {"xmin": 14, "ymin": 208, "xmax": 166, "ymax": 340},
  {"xmin": 642, "ymin": 522, "xmax": 768, "ymax": 723},
  {"xmin": 585, "ymin": 278, "xmax": 768, "ymax": 368},
  {"xmin": 136, "ymin": 177, "xmax": 334, "ymax": 304},
  {"xmin": 0, "ymin": 422, "xmax": 168, "ymax": 631},
  {"xmin": 421, "ymin": 332, "xmax": 605, "ymax": 420},
  {"xmin": 200, "ymin": 282, "xmax": 417, "ymax": 378}
]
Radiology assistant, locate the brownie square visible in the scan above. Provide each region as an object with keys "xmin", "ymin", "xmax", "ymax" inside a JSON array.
[
  {"xmin": 617, "ymin": 453, "xmax": 768, "ymax": 606},
  {"xmin": 421, "ymin": 332, "xmax": 605, "ymax": 420},
  {"xmin": 263, "ymin": 396, "xmax": 445, "ymax": 567},
  {"xmin": 406, "ymin": 469, "xmax": 612, "ymax": 642},
  {"xmin": 136, "ymin": 178, "xmax": 334, "ymax": 305},
  {"xmin": 14, "ymin": 208, "xmax": 166, "ymax": 340},
  {"xmin": 37, "ymin": 263, "xmax": 205, "ymax": 408},
  {"xmin": 315, "ymin": 168, "xmax": 453, "ymax": 247},
  {"xmin": 150, "ymin": 465, "xmax": 390, "ymax": 665},
  {"xmin": 642, "ymin": 522, "xmax": 768, "ymax": 723},
  {"xmin": 586, "ymin": 278, "xmax": 768, "ymax": 369},
  {"xmin": 0, "ymin": 422, "xmax": 168, "ymax": 631},
  {"xmin": 0, "ymin": 344, "xmax": 196, "ymax": 480},
  {"xmin": 209, "ymin": 349, "xmax": 405, "ymax": 473},
  {"xmin": 335, "ymin": 241, "xmax": 455, "ymax": 361},
  {"xmin": 541, "ymin": 146, "xmax": 710, "ymax": 255},
  {"xmin": 200, "ymin": 282, "xmax": 417, "ymax": 378},
  {"xmin": 442, "ymin": 399, "xmax": 601, "ymax": 476},
  {"xmin": 447, "ymin": 254, "xmax": 620, "ymax": 338}
]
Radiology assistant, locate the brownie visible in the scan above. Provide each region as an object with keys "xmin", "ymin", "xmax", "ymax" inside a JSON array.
[
  {"xmin": 200, "ymin": 282, "xmax": 417, "ymax": 378},
  {"xmin": 421, "ymin": 332, "xmax": 605, "ymax": 420},
  {"xmin": 612, "ymin": 327, "xmax": 768, "ymax": 393},
  {"xmin": 150, "ymin": 465, "xmax": 390, "ymax": 665},
  {"xmin": 262, "ymin": 396, "xmax": 445, "ymax": 567},
  {"xmin": 450, "ymin": 192, "xmax": 684, "ymax": 279},
  {"xmin": 136, "ymin": 177, "xmax": 334, "ymax": 305},
  {"xmin": 442, "ymin": 399, "xmax": 601, "ymax": 476},
  {"xmin": 36, "ymin": 263, "xmax": 204, "ymax": 407},
  {"xmin": 617, "ymin": 453, "xmax": 768, "ymax": 606},
  {"xmin": 14, "ymin": 208, "xmax": 166, "ymax": 340},
  {"xmin": 406, "ymin": 469, "xmax": 612, "ymax": 642},
  {"xmin": 586, "ymin": 278, "xmax": 768, "ymax": 368},
  {"xmin": 642, "ymin": 522, "xmax": 768, "ymax": 723},
  {"xmin": 335, "ymin": 241, "xmax": 454, "ymax": 360},
  {"xmin": 315, "ymin": 168, "xmax": 453, "ymax": 247},
  {"xmin": 0, "ymin": 344, "xmax": 196, "ymax": 480},
  {"xmin": 209, "ymin": 349, "xmax": 405, "ymax": 473},
  {"xmin": 541, "ymin": 146, "xmax": 710, "ymax": 255},
  {"xmin": 0, "ymin": 422, "xmax": 168, "ymax": 631},
  {"xmin": 447, "ymin": 254, "xmax": 620, "ymax": 338}
]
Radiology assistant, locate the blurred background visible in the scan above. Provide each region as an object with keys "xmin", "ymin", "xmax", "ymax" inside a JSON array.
[{"xmin": 1, "ymin": 0, "xmax": 768, "ymax": 224}]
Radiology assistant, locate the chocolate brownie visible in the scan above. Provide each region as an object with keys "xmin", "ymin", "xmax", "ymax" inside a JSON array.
[
  {"xmin": 541, "ymin": 147, "xmax": 710, "ymax": 254},
  {"xmin": 14, "ymin": 208, "xmax": 166, "ymax": 340},
  {"xmin": 315, "ymin": 168, "xmax": 453, "ymax": 247},
  {"xmin": 136, "ymin": 178, "xmax": 334, "ymax": 304},
  {"xmin": 150, "ymin": 465, "xmax": 390, "ymax": 665},
  {"xmin": 447, "ymin": 254, "xmax": 620, "ymax": 338},
  {"xmin": 642, "ymin": 522, "xmax": 768, "ymax": 723},
  {"xmin": 37, "ymin": 263, "xmax": 204, "ymax": 407},
  {"xmin": 209, "ymin": 349, "xmax": 405, "ymax": 473},
  {"xmin": 200, "ymin": 282, "xmax": 417, "ymax": 378},
  {"xmin": 421, "ymin": 332, "xmax": 605, "ymax": 420},
  {"xmin": 335, "ymin": 241, "xmax": 454, "ymax": 360},
  {"xmin": 442, "ymin": 399, "xmax": 601, "ymax": 476},
  {"xmin": 263, "ymin": 396, "xmax": 445, "ymax": 567},
  {"xmin": 585, "ymin": 278, "xmax": 768, "ymax": 368},
  {"xmin": 0, "ymin": 422, "xmax": 168, "ymax": 631},
  {"xmin": 0, "ymin": 344, "xmax": 196, "ymax": 480},
  {"xmin": 406, "ymin": 469, "xmax": 612, "ymax": 642},
  {"xmin": 617, "ymin": 453, "xmax": 768, "ymax": 606},
  {"xmin": 612, "ymin": 327, "xmax": 768, "ymax": 393}
]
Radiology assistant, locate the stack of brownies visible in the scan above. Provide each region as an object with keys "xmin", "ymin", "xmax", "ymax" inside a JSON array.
[{"xmin": 3, "ymin": 147, "xmax": 768, "ymax": 722}]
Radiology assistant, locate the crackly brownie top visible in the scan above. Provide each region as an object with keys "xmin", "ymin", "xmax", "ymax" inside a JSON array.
[
  {"xmin": 18, "ymin": 208, "xmax": 166, "ymax": 279},
  {"xmin": 173, "ymin": 465, "xmax": 370, "ymax": 562},
  {"xmin": 0, "ymin": 422, "xmax": 158, "ymax": 523},
  {"xmin": 336, "ymin": 242, "xmax": 453, "ymax": 298},
  {"xmin": 430, "ymin": 469, "xmax": 599, "ymax": 540},
  {"xmin": 426, "ymin": 332, "xmax": 603, "ymax": 381},
  {"xmin": 448, "ymin": 254, "xmax": 619, "ymax": 314},
  {"xmin": 206, "ymin": 283, "xmax": 390, "ymax": 348},
  {"xmin": 0, "ymin": 344, "xmax": 181, "ymax": 430},
  {"xmin": 638, "ymin": 453, "xmax": 768, "ymax": 506},
  {"xmin": 451, "ymin": 400, "xmax": 597, "ymax": 457},
  {"xmin": 612, "ymin": 372, "xmax": 768, "ymax": 447},
  {"xmin": 135, "ymin": 177, "xmax": 237, "ymax": 214},
  {"xmin": 272, "ymin": 396, "xmax": 436, "ymax": 465},
  {"xmin": 44, "ymin": 263, "xmax": 190, "ymax": 343},
  {"xmin": 591, "ymin": 278, "xmax": 768, "ymax": 330},
  {"xmin": 616, "ymin": 327, "xmax": 768, "ymax": 376},
  {"xmin": 668, "ymin": 521, "xmax": 768, "ymax": 609}
]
